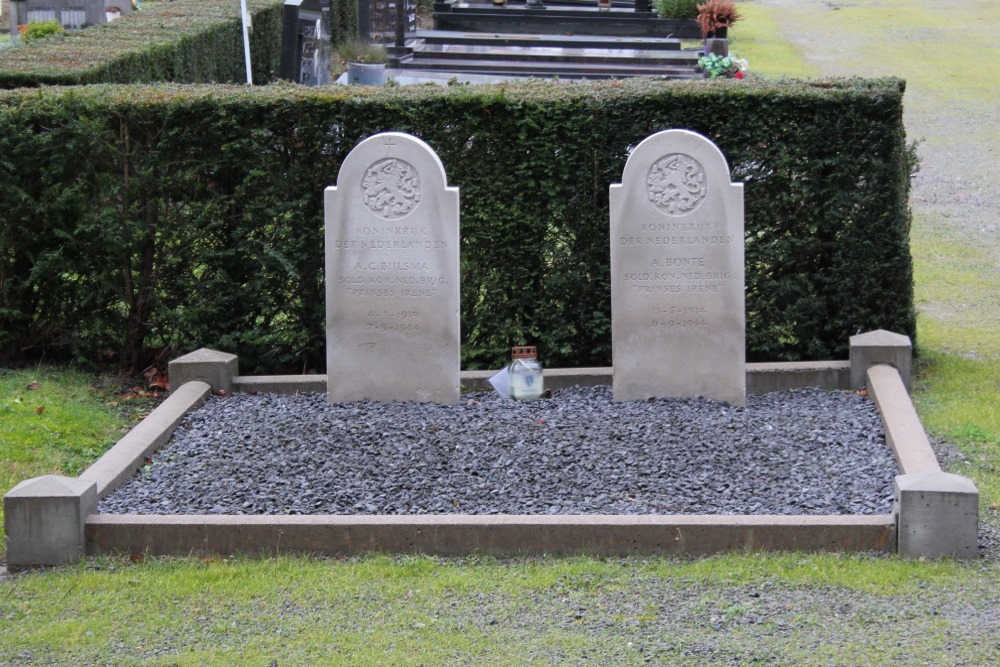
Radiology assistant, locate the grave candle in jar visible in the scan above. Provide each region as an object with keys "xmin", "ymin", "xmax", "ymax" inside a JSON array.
[{"xmin": 509, "ymin": 346, "xmax": 544, "ymax": 400}]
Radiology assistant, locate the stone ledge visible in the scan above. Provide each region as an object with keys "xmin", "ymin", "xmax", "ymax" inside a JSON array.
[
  {"xmin": 87, "ymin": 513, "xmax": 895, "ymax": 557},
  {"xmin": 866, "ymin": 364, "xmax": 939, "ymax": 474},
  {"xmin": 79, "ymin": 381, "xmax": 211, "ymax": 498},
  {"xmin": 231, "ymin": 362, "xmax": 851, "ymax": 396}
]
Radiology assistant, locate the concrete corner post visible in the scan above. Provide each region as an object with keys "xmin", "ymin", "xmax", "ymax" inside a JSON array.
[
  {"xmin": 895, "ymin": 471, "xmax": 979, "ymax": 559},
  {"xmin": 168, "ymin": 348, "xmax": 238, "ymax": 393},
  {"xmin": 4, "ymin": 475, "xmax": 97, "ymax": 569},
  {"xmin": 850, "ymin": 329, "xmax": 912, "ymax": 392}
]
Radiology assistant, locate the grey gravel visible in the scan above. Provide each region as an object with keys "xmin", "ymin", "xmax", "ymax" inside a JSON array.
[{"xmin": 99, "ymin": 386, "xmax": 896, "ymax": 516}]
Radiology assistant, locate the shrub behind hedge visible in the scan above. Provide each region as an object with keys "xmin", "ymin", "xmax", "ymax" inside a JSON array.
[
  {"xmin": 0, "ymin": 78, "xmax": 916, "ymax": 373},
  {"xmin": 0, "ymin": 0, "xmax": 283, "ymax": 88}
]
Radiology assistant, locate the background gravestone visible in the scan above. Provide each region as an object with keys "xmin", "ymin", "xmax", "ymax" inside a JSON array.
[
  {"xmin": 279, "ymin": 0, "xmax": 332, "ymax": 86},
  {"xmin": 610, "ymin": 129, "xmax": 745, "ymax": 405},
  {"xmin": 359, "ymin": 0, "xmax": 415, "ymax": 43},
  {"xmin": 325, "ymin": 132, "xmax": 460, "ymax": 404},
  {"xmin": 8, "ymin": 0, "xmax": 131, "ymax": 35}
]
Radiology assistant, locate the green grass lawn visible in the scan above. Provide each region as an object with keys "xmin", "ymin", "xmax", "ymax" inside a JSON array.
[
  {"xmin": 2, "ymin": 1, "xmax": 998, "ymax": 662},
  {"xmin": 2, "ymin": 552, "xmax": 996, "ymax": 664},
  {"xmin": 0, "ymin": 369, "xmax": 120, "ymax": 530}
]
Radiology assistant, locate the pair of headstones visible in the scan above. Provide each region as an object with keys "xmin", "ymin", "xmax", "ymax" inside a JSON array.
[
  {"xmin": 325, "ymin": 130, "xmax": 745, "ymax": 406},
  {"xmin": 7, "ymin": 0, "xmax": 131, "ymax": 34}
]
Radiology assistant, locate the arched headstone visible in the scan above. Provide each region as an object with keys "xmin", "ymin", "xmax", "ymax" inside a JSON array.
[
  {"xmin": 325, "ymin": 132, "xmax": 460, "ymax": 403},
  {"xmin": 610, "ymin": 129, "xmax": 745, "ymax": 405}
]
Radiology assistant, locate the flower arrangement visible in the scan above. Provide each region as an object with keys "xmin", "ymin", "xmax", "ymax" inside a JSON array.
[
  {"xmin": 697, "ymin": 53, "xmax": 748, "ymax": 79},
  {"xmin": 696, "ymin": 0, "xmax": 742, "ymax": 38}
]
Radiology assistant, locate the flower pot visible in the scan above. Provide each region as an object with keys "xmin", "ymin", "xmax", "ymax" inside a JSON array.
[
  {"xmin": 347, "ymin": 62, "xmax": 386, "ymax": 86},
  {"xmin": 105, "ymin": 9, "xmax": 122, "ymax": 22}
]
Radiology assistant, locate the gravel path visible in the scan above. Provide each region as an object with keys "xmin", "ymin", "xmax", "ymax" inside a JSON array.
[{"xmin": 99, "ymin": 386, "xmax": 895, "ymax": 516}]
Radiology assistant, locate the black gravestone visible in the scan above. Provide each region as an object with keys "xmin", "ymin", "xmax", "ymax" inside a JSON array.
[
  {"xmin": 280, "ymin": 0, "xmax": 332, "ymax": 85},
  {"xmin": 359, "ymin": 0, "xmax": 415, "ymax": 43}
]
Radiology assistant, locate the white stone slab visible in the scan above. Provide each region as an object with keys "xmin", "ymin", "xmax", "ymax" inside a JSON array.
[
  {"xmin": 610, "ymin": 129, "xmax": 745, "ymax": 405},
  {"xmin": 325, "ymin": 132, "xmax": 460, "ymax": 403}
]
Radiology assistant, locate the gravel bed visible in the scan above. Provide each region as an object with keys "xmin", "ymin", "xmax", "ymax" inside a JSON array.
[{"xmin": 99, "ymin": 386, "xmax": 896, "ymax": 516}]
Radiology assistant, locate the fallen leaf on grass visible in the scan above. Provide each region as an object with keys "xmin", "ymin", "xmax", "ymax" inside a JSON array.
[
  {"xmin": 144, "ymin": 368, "xmax": 170, "ymax": 392},
  {"xmin": 116, "ymin": 388, "xmax": 164, "ymax": 400},
  {"xmin": 35, "ymin": 405, "xmax": 45, "ymax": 415},
  {"xmin": 26, "ymin": 381, "xmax": 40, "ymax": 390}
]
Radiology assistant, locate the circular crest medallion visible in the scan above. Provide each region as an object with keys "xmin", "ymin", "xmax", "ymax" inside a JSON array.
[
  {"xmin": 646, "ymin": 153, "xmax": 707, "ymax": 216},
  {"xmin": 362, "ymin": 158, "xmax": 421, "ymax": 220}
]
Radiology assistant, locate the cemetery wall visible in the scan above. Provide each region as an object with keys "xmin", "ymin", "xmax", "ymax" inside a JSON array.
[
  {"xmin": 0, "ymin": 0, "xmax": 283, "ymax": 88},
  {"xmin": 0, "ymin": 78, "xmax": 916, "ymax": 373}
]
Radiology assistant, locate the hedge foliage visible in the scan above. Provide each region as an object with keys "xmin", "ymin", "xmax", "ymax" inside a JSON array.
[
  {"xmin": 0, "ymin": 0, "xmax": 283, "ymax": 88},
  {"xmin": 0, "ymin": 78, "xmax": 916, "ymax": 373},
  {"xmin": 653, "ymin": 0, "xmax": 701, "ymax": 20},
  {"xmin": 330, "ymin": 0, "xmax": 360, "ymax": 46}
]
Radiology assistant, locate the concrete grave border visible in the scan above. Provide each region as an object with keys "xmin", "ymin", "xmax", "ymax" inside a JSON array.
[{"xmin": 5, "ymin": 331, "xmax": 979, "ymax": 568}]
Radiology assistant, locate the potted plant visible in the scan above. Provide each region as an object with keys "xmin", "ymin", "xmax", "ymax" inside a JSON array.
[
  {"xmin": 696, "ymin": 0, "xmax": 742, "ymax": 38},
  {"xmin": 105, "ymin": 5, "xmax": 122, "ymax": 22},
  {"xmin": 337, "ymin": 39, "xmax": 389, "ymax": 86}
]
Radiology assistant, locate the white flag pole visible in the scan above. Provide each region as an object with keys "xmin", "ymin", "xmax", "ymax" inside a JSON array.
[{"xmin": 240, "ymin": 0, "xmax": 253, "ymax": 85}]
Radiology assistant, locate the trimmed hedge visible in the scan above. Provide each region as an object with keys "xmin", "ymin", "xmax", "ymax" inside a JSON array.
[
  {"xmin": 0, "ymin": 0, "xmax": 283, "ymax": 88},
  {"xmin": 331, "ymin": 0, "xmax": 360, "ymax": 46},
  {"xmin": 653, "ymin": 0, "xmax": 701, "ymax": 20},
  {"xmin": 0, "ymin": 78, "xmax": 916, "ymax": 373}
]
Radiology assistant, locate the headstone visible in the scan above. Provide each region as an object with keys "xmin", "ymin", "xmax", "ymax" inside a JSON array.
[
  {"xmin": 610, "ymin": 129, "xmax": 745, "ymax": 405},
  {"xmin": 325, "ymin": 132, "xmax": 460, "ymax": 403},
  {"xmin": 279, "ymin": 0, "xmax": 332, "ymax": 86},
  {"xmin": 8, "ymin": 0, "xmax": 131, "ymax": 36},
  {"xmin": 358, "ymin": 0, "xmax": 416, "ymax": 43}
]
